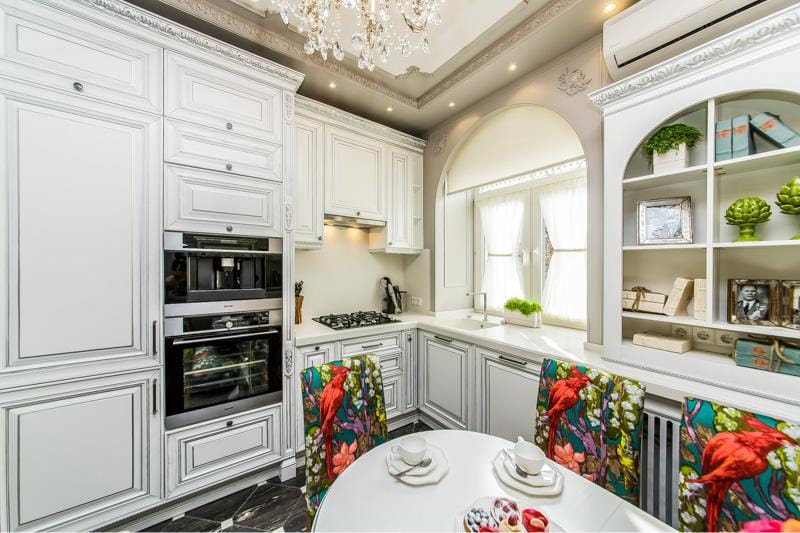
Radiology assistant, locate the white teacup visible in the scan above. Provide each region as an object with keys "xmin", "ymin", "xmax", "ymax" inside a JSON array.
[
  {"xmin": 514, "ymin": 436, "xmax": 545, "ymax": 475},
  {"xmin": 392, "ymin": 435, "xmax": 428, "ymax": 465}
]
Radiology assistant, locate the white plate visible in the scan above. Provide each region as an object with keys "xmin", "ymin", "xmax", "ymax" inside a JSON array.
[
  {"xmin": 501, "ymin": 448, "xmax": 559, "ymax": 487},
  {"xmin": 455, "ymin": 496, "xmax": 564, "ymax": 532},
  {"xmin": 492, "ymin": 452, "xmax": 564, "ymax": 497},
  {"xmin": 386, "ymin": 443, "xmax": 449, "ymax": 486}
]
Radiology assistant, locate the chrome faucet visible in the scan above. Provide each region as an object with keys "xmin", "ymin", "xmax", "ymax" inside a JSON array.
[{"xmin": 467, "ymin": 291, "xmax": 488, "ymax": 322}]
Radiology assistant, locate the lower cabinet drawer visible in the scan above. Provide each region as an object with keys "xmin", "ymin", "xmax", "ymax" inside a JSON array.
[
  {"xmin": 340, "ymin": 332, "xmax": 401, "ymax": 357},
  {"xmin": 166, "ymin": 405, "xmax": 281, "ymax": 498}
]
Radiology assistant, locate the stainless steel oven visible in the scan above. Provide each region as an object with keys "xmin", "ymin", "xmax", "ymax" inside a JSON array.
[
  {"xmin": 164, "ymin": 231, "xmax": 282, "ymax": 317},
  {"xmin": 164, "ymin": 305, "xmax": 283, "ymax": 429}
]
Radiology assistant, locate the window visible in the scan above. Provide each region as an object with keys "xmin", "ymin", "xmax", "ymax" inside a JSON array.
[{"xmin": 474, "ymin": 167, "xmax": 587, "ymax": 329}]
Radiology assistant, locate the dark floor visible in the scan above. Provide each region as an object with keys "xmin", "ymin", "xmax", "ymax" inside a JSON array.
[{"xmin": 142, "ymin": 421, "xmax": 433, "ymax": 533}]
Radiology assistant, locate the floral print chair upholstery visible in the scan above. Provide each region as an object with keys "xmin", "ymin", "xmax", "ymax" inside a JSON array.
[
  {"xmin": 678, "ymin": 398, "xmax": 800, "ymax": 532},
  {"xmin": 301, "ymin": 354, "xmax": 388, "ymax": 524},
  {"xmin": 533, "ymin": 358, "xmax": 646, "ymax": 505}
]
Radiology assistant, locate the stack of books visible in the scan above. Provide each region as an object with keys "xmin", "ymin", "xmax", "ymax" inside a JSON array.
[{"xmin": 716, "ymin": 112, "xmax": 800, "ymax": 161}]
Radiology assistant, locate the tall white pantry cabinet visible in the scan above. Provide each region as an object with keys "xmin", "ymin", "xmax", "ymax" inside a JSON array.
[{"xmin": 0, "ymin": 0, "xmax": 303, "ymax": 531}]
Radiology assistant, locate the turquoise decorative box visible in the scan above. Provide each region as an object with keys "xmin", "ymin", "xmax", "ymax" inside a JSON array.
[{"xmin": 734, "ymin": 338, "xmax": 800, "ymax": 377}]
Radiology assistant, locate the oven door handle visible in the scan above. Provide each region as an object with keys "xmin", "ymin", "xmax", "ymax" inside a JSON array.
[
  {"xmin": 172, "ymin": 330, "xmax": 279, "ymax": 345},
  {"xmin": 166, "ymin": 247, "xmax": 280, "ymax": 256}
]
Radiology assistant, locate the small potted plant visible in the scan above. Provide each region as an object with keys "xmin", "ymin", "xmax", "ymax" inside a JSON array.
[
  {"xmin": 503, "ymin": 297, "xmax": 543, "ymax": 328},
  {"xmin": 725, "ymin": 197, "xmax": 772, "ymax": 242},
  {"xmin": 776, "ymin": 176, "xmax": 800, "ymax": 239},
  {"xmin": 643, "ymin": 124, "xmax": 703, "ymax": 174},
  {"xmin": 295, "ymin": 281, "xmax": 304, "ymax": 324}
]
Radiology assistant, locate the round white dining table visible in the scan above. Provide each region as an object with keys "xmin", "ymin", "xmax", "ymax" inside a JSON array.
[{"xmin": 312, "ymin": 430, "xmax": 674, "ymax": 532}]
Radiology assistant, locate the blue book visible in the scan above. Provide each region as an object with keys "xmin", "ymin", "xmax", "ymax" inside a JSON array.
[
  {"xmin": 715, "ymin": 119, "xmax": 732, "ymax": 161},
  {"xmin": 731, "ymin": 115, "xmax": 755, "ymax": 158},
  {"xmin": 751, "ymin": 112, "xmax": 800, "ymax": 148}
]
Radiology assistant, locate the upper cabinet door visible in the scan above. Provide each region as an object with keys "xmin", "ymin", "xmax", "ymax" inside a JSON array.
[
  {"xmin": 294, "ymin": 116, "xmax": 324, "ymax": 247},
  {"xmin": 388, "ymin": 148, "xmax": 413, "ymax": 249},
  {"xmin": 165, "ymin": 164, "xmax": 283, "ymax": 238},
  {"xmin": 0, "ymin": 0, "xmax": 162, "ymax": 113},
  {"xmin": 324, "ymin": 125, "xmax": 386, "ymax": 221},
  {"xmin": 1, "ymin": 87, "xmax": 161, "ymax": 371},
  {"xmin": 165, "ymin": 52, "xmax": 282, "ymax": 143}
]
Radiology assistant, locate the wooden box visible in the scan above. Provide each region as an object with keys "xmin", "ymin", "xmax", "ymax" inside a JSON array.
[
  {"xmin": 622, "ymin": 290, "xmax": 667, "ymax": 304},
  {"xmin": 622, "ymin": 299, "xmax": 665, "ymax": 314},
  {"xmin": 734, "ymin": 338, "xmax": 800, "ymax": 377},
  {"xmin": 633, "ymin": 332, "xmax": 692, "ymax": 354}
]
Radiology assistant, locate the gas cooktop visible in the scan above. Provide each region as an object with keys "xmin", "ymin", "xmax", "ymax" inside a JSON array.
[{"xmin": 313, "ymin": 311, "xmax": 400, "ymax": 330}]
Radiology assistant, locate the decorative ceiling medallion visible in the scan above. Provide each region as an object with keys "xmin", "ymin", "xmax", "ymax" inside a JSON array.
[
  {"xmin": 395, "ymin": 66, "xmax": 434, "ymax": 80},
  {"xmin": 433, "ymin": 133, "xmax": 448, "ymax": 154},
  {"xmin": 557, "ymin": 66, "xmax": 591, "ymax": 96}
]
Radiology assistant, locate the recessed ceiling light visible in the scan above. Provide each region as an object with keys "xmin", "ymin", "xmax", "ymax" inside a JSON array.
[
  {"xmin": 328, "ymin": 81, "xmax": 337, "ymax": 89},
  {"xmin": 387, "ymin": 107, "xmax": 393, "ymax": 112},
  {"xmin": 603, "ymin": 2, "xmax": 617, "ymax": 14},
  {"xmin": 448, "ymin": 102, "xmax": 455, "ymax": 108},
  {"xmin": 508, "ymin": 63, "xmax": 517, "ymax": 72}
]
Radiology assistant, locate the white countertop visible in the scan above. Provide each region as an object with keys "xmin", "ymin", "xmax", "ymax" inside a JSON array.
[{"xmin": 295, "ymin": 312, "xmax": 799, "ymax": 422}]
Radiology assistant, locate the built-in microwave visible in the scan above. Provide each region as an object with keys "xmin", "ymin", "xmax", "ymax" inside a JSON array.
[
  {"xmin": 164, "ymin": 231, "xmax": 282, "ymax": 317},
  {"xmin": 164, "ymin": 308, "xmax": 283, "ymax": 429}
]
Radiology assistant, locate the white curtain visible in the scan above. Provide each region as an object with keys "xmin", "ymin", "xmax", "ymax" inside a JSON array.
[
  {"xmin": 539, "ymin": 176, "xmax": 587, "ymax": 327},
  {"xmin": 478, "ymin": 190, "xmax": 526, "ymax": 311}
]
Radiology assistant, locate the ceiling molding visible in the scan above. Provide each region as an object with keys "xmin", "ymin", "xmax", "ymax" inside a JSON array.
[
  {"xmin": 417, "ymin": 0, "xmax": 581, "ymax": 106},
  {"xmin": 589, "ymin": 4, "xmax": 800, "ymax": 112},
  {"xmin": 296, "ymin": 95, "xmax": 427, "ymax": 150}
]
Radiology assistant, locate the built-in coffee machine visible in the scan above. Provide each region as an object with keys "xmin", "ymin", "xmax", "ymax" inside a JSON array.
[{"xmin": 163, "ymin": 231, "xmax": 284, "ymax": 429}]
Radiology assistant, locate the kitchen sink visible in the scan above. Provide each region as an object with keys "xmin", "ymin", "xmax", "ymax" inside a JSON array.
[{"xmin": 441, "ymin": 318, "xmax": 501, "ymax": 331}]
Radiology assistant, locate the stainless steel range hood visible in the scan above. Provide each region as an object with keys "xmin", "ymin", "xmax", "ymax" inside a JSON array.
[{"xmin": 323, "ymin": 214, "xmax": 386, "ymax": 229}]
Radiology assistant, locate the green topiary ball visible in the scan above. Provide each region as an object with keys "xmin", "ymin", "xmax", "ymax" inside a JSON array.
[{"xmin": 725, "ymin": 197, "xmax": 772, "ymax": 226}]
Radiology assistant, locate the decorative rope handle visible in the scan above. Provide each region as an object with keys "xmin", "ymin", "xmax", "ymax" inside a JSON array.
[{"xmin": 630, "ymin": 286, "xmax": 651, "ymax": 312}]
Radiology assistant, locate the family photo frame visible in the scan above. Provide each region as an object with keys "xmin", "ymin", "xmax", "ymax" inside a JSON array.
[{"xmin": 727, "ymin": 279, "xmax": 799, "ymax": 328}]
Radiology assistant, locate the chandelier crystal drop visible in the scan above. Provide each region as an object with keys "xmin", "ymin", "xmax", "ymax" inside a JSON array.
[{"xmin": 271, "ymin": 0, "xmax": 444, "ymax": 71}]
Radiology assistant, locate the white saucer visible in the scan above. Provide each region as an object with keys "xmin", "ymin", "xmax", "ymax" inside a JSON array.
[
  {"xmin": 502, "ymin": 448, "xmax": 559, "ymax": 487},
  {"xmin": 386, "ymin": 443, "xmax": 449, "ymax": 485},
  {"xmin": 492, "ymin": 452, "xmax": 564, "ymax": 497}
]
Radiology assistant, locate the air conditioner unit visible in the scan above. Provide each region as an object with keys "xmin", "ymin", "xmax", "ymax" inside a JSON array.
[{"xmin": 603, "ymin": 0, "xmax": 796, "ymax": 81}]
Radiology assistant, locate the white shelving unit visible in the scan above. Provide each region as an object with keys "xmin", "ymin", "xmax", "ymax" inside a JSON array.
[{"xmin": 591, "ymin": 4, "xmax": 800, "ymax": 406}]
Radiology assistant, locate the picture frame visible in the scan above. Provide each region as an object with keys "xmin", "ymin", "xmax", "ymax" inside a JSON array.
[
  {"xmin": 780, "ymin": 281, "xmax": 800, "ymax": 330},
  {"xmin": 637, "ymin": 196, "xmax": 693, "ymax": 245},
  {"xmin": 728, "ymin": 279, "xmax": 780, "ymax": 326}
]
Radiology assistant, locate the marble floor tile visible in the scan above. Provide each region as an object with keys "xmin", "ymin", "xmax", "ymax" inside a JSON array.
[
  {"xmin": 186, "ymin": 486, "xmax": 257, "ymax": 523},
  {"xmin": 281, "ymin": 498, "xmax": 309, "ymax": 532},
  {"xmin": 143, "ymin": 516, "xmax": 221, "ymax": 532},
  {"xmin": 220, "ymin": 526, "xmax": 265, "ymax": 532},
  {"xmin": 233, "ymin": 484, "xmax": 303, "ymax": 531}
]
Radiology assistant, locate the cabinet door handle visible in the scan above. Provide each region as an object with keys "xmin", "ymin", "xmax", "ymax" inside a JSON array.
[
  {"xmin": 72, "ymin": 81, "xmax": 84, "ymax": 92},
  {"xmin": 152, "ymin": 320, "xmax": 158, "ymax": 355},
  {"xmin": 433, "ymin": 335, "xmax": 452, "ymax": 343},
  {"xmin": 225, "ymin": 163, "xmax": 233, "ymax": 171},
  {"xmin": 318, "ymin": 235, "xmax": 323, "ymax": 241},
  {"xmin": 499, "ymin": 354, "xmax": 528, "ymax": 367},
  {"xmin": 226, "ymin": 225, "xmax": 233, "ymax": 232},
  {"xmin": 152, "ymin": 379, "xmax": 158, "ymax": 414},
  {"xmin": 361, "ymin": 342, "xmax": 383, "ymax": 349},
  {"xmin": 226, "ymin": 122, "xmax": 233, "ymax": 130}
]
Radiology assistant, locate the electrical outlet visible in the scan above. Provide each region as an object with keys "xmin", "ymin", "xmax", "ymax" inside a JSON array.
[
  {"xmin": 715, "ymin": 330, "xmax": 739, "ymax": 348},
  {"xmin": 672, "ymin": 324, "xmax": 691, "ymax": 339},
  {"xmin": 693, "ymin": 327, "xmax": 714, "ymax": 345},
  {"xmin": 410, "ymin": 296, "xmax": 422, "ymax": 306}
]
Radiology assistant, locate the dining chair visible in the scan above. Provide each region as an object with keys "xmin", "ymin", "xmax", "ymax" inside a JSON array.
[
  {"xmin": 678, "ymin": 398, "xmax": 800, "ymax": 532},
  {"xmin": 533, "ymin": 358, "xmax": 646, "ymax": 505},
  {"xmin": 300, "ymin": 354, "xmax": 388, "ymax": 525}
]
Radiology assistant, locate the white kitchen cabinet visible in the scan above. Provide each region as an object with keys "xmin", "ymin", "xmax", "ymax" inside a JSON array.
[
  {"xmin": 165, "ymin": 51, "xmax": 282, "ymax": 143},
  {"xmin": 0, "ymin": 83, "xmax": 161, "ymax": 371},
  {"xmin": 476, "ymin": 348, "xmax": 540, "ymax": 442},
  {"xmin": 403, "ymin": 330, "xmax": 417, "ymax": 411},
  {"xmin": 418, "ymin": 332, "xmax": 472, "ymax": 430},
  {"xmin": 0, "ymin": 0, "xmax": 162, "ymax": 114},
  {"xmin": 164, "ymin": 164, "xmax": 282, "ymax": 238},
  {"xmin": 324, "ymin": 124, "xmax": 386, "ymax": 221},
  {"xmin": 369, "ymin": 147, "xmax": 423, "ymax": 254},
  {"xmin": 166, "ymin": 404, "xmax": 281, "ymax": 498},
  {"xmin": 165, "ymin": 119, "xmax": 282, "ymax": 180},
  {"xmin": 294, "ymin": 115, "xmax": 324, "ymax": 248},
  {"xmin": 382, "ymin": 371, "xmax": 403, "ymax": 419},
  {"xmin": 0, "ymin": 368, "xmax": 162, "ymax": 531}
]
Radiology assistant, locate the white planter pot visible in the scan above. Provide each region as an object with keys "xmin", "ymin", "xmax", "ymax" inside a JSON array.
[
  {"xmin": 503, "ymin": 310, "xmax": 542, "ymax": 328},
  {"xmin": 652, "ymin": 143, "xmax": 688, "ymax": 174}
]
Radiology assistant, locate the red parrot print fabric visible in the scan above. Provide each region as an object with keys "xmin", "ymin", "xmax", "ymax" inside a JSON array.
[
  {"xmin": 534, "ymin": 358, "xmax": 646, "ymax": 505},
  {"xmin": 679, "ymin": 398, "xmax": 800, "ymax": 532},
  {"xmin": 301, "ymin": 355, "xmax": 388, "ymax": 522}
]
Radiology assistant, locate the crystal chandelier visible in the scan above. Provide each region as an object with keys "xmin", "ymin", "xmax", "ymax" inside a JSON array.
[{"xmin": 271, "ymin": 0, "xmax": 444, "ymax": 71}]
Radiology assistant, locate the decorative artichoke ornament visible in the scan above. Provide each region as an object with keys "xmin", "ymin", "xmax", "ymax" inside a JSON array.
[
  {"xmin": 776, "ymin": 176, "xmax": 800, "ymax": 239},
  {"xmin": 725, "ymin": 197, "xmax": 772, "ymax": 242}
]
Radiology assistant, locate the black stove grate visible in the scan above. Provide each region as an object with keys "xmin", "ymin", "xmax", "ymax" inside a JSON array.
[{"xmin": 313, "ymin": 311, "xmax": 400, "ymax": 330}]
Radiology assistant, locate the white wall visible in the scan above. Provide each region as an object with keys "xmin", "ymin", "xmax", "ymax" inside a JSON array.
[{"xmin": 294, "ymin": 225, "xmax": 406, "ymax": 318}]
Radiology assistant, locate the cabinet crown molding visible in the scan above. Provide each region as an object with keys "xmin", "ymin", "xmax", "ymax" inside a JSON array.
[
  {"xmin": 589, "ymin": 4, "xmax": 800, "ymax": 113},
  {"xmin": 36, "ymin": 0, "xmax": 305, "ymax": 90},
  {"xmin": 296, "ymin": 95, "xmax": 426, "ymax": 151}
]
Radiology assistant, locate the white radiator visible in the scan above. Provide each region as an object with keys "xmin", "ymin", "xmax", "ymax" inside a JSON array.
[{"xmin": 640, "ymin": 402, "xmax": 682, "ymax": 528}]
